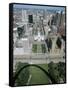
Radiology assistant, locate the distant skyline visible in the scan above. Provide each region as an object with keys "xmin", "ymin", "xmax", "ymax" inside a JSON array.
[{"xmin": 13, "ymin": 4, "xmax": 65, "ymax": 12}]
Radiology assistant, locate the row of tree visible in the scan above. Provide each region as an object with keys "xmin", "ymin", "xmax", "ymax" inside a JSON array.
[{"xmin": 48, "ymin": 62, "xmax": 66, "ymax": 83}]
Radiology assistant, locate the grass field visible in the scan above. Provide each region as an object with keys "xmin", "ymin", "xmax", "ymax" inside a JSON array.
[
  {"xmin": 32, "ymin": 44, "xmax": 37, "ymax": 53},
  {"xmin": 32, "ymin": 44, "xmax": 46, "ymax": 53},
  {"xmin": 29, "ymin": 64, "xmax": 50, "ymax": 85},
  {"xmin": 15, "ymin": 62, "xmax": 65, "ymax": 86},
  {"xmin": 15, "ymin": 63, "xmax": 50, "ymax": 86},
  {"xmin": 37, "ymin": 44, "xmax": 42, "ymax": 53}
]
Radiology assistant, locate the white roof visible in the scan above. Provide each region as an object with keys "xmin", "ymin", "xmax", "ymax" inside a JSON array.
[
  {"xmin": 13, "ymin": 27, "xmax": 17, "ymax": 31},
  {"xmin": 21, "ymin": 38, "xmax": 28, "ymax": 41}
]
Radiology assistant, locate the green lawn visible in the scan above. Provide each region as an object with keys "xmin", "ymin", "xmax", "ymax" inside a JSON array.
[
  {"xmin": 14, "ymin": 62, "xmax": 66, "ymax": 86},
  {"xmin": 14, "ymin": 63, "xmax": 50, "ymax": 86},
  {"xmin": 39, "ymin": 64, "xmax": 48, "ymax": 72},
  {"xmin": 29, "ymin": 64, "xmax": 50, "ymax": 85},
  {"xmin": 32, "ymin": 44, "xmax": 46, "ymax": 53},
  {"xmin": 32, "ymin": 44, "xmax": 37, "ymax": 53},
  {"xmin": 37, "ymin": 44, "xmax": 42, "ymax": 53},
  {"xmin": 41, "ymin": 44, "xmax": 46, "ymax": 53}
]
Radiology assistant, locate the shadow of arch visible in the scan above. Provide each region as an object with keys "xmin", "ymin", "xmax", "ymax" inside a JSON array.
[{"xmin": 13, "ymin": 64, "xmax": 56, "ymax": 85}]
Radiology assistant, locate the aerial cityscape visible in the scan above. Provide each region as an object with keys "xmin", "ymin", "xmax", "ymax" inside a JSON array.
[{"xmin": 13, "ymin": 4, "xmax": 66, "ymax": 86}]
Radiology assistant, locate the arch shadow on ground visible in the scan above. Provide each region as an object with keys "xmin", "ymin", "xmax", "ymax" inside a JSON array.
[{"xmin": 13, "ymin": 64, "xmax": 56, "ymax": 86}]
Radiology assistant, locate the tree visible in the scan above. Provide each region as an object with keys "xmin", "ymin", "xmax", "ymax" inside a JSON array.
[
  {"xmin": 57, "ymin": 62, "xmax": 66, "ymax": 82},
  {"xmin": 45, "ymin": 38, "xmax": 52, "ymax": 52},
  {"xmin": 56, "ymin": 37, "xmax": 62, "ymax": 49},
  {"xmin": 41, "ymin": 44, "xmax": 46, "ymax": 53},
  {"xmin": 32, "ymin": 44, "xmax": 37, "ymax": 53},
  {"xmin": 17, "ymin": 26, "xmax": 25, "ymax": 39},
  {"xmin": 48, "ymin": 62, "xmax": 66, "ymax": 83},
  {"xmin": 48, "ymin": 62, "xmax": 60, "ymax": 83},
  {"xmin": 14, "ymin": 62, "xmax": 29, "ymax": 86}
]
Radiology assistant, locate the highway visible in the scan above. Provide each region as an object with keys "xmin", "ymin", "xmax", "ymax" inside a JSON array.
[{"xmin": 13, "ymin": 53, "xmax": 65, "ymax": 71}]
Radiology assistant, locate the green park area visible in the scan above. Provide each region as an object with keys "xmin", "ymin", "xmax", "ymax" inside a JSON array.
[
  {"xmin": 14, "ymin": 62, "xmax": 66, "ymax": 86},
  {"xmin": 32, "ymin": 44, "xmax": 46, "ymax": 53},
  {"xmin": 32, "ymin": 44, "xmax": 37, "ymax": 53},
  {"xmin": 29, "ymin": 64, "xmax": 49, "ymax": 85}
]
